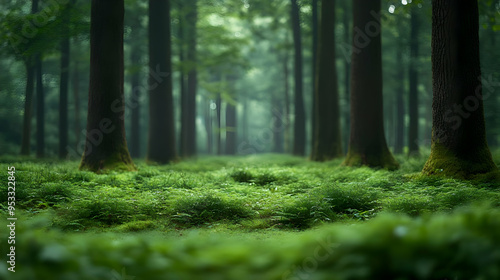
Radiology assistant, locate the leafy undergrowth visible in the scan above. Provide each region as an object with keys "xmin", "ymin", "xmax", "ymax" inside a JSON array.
[
  {"xmin": 1, "ymin": 153, "xmax": 500, "ymax": 231},
  {"xmin": 1, "ymin": 153, "xmax": 500, "ymax": 278},
  {"xmin": 1, "ymin": 206, "xmax": 500, "ymax": 279}
]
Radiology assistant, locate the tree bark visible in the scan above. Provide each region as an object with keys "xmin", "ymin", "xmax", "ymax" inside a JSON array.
[
  {"xmin": 36, "ymin": 54, "xmax": 45, "ymax": 158},
  {"xmin": 342, "ymin": 0, "xmax": 351, "ymax": 155},
  {"xmin": 311, "ymin": 0, "xmax": 318, "ymax": 149},
  {"xmin": 21, "ymin": 61, "xmax": 35, "ymax": 156},
  {"xmin": 343, "ymin": 0, "xmax": 398, "ymax": 170},
  {"xmin": 225, "ymin": 101, "xmax": 236, "ymax": 155},
  {"xmin": 20, "ymin": 0, "xmax": 38, "ymax": 156},
  {"xmin": 394, "ymin": 42, "xmax": 405, "ymax": 154},
  {"xmin": 216, "ymin": 93, "xmax": 222, "ymax": 155},
  {"xmin": 290, "ymin": 0, "xmax": 306, "ymax": 156},
  {"xmin": 80, "ymin": 0, "xmax": 135, "ymax": 172},
  {"xmin": 72, "ymin": 56, "xmax": 81, "ymax": 153},
  {"xmin": 408, "ymin": 8, "xmax": 420, "ymax": 156},
  {"xmin": 181, "ymin": 0, "xmax": 198, "ymax": 157},
  {"xmin": 310, "ymin": 0, "xmax": 342, "ymax": 161},
  {"xmin": 422, "ymin": 0, "xmax": 497, "ymax": 178},
  {"xmin": 59, "ymin": 5, "xmax": 71, "ymax": 159},
  {"xmin": 146, "ymin": 0, "xmax": 177, "ymax": 164},
  {"xmin": 130, "ymin": 48, "xmax": 141, "ymax": 158}
]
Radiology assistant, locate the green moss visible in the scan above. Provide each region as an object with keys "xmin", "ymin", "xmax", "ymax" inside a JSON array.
[
  {"xmin": 343, "ymin": 147, "xmax": 399, "ymax": 171},
  {"xmin": 422, "ymin": 143, "xmax": 498, "ymax": 180},
  {"xmin": 79, "ymin": 149, "xmax": 136, "ymax": 173}
]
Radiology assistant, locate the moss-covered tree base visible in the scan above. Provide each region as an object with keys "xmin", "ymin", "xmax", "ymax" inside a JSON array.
[
  {"xmin": 79, "ymin": 152, "xmax": 136, "ymax": 173},
  {"xmin": 422, "ymin": 143, "xmax": 499, "ymax": 180},
  {"xmin": 342, "ymin": 148, "xmax": 399, "ymax": 170}
]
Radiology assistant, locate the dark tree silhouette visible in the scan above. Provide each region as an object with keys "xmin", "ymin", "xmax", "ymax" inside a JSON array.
[
  {"xmin": 422, "ymin": 0, "xmax": 497, "ymax": 178},
  {"xmin": 146, "ymin": 0, "xmax": 177, "ymax": 164},
  {"xmin": 58, "ymin": 2, "xmax": 72, "ymax": 159},
  {"xmin": 343, "ymin": 0, "xmax": 398, "ymax": 170},
  {"xmin": 79, "ymin": 0, "xmax": 135, "ymax": 172},
  {"xmin": 36, "ymin": 54, "xmax": 44, "ymax": 158},
  {"xmin": 290, "ymin": 0, "xmax": 306, "ymax": 156},
  {"xmin": 310, "ymin": 0, "xmax": 342, "ymax": 161}
]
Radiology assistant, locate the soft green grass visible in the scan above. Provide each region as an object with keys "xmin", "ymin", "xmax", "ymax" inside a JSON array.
[
  {"xmin": 1, "ymin": 153, "xmax": 500, "ymax": 279},
  {"xmin": 1, "ymin": 153, "xmax": 499, "ymax": 231}
]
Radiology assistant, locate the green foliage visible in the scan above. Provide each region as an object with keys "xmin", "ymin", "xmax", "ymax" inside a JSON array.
[
  {"xmin": 171, "ymin": 194, "xmax": 253, "ymax": 226},
  {"xmin": 3, "ymin": 206, "xmax": 500, "ymax": 279}
]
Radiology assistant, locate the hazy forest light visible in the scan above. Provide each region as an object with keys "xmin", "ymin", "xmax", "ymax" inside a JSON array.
[{"xmin": 388, "ymin": 5, "xmax": 395, "ymax": 14}]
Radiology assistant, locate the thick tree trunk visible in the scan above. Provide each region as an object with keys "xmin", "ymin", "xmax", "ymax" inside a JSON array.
[
  {"xmin": 80, "ymin": 0, "xmax": 135, "ymax": 171},
  {"xmin": 343, "ymin": 0, "xmax": 398, "ymax": 170},
  {"xmin": 408, "ymin": 8, "xmax": 419, "ymax": 156},
  {"xmin": 130, "ymin": 48, "xmax": 141, "ymax": 158},
  {"xmin": 21, "ymin": 61, "xmax": 35, "ymax": 156},
  {"xmin": 146, "ymin": 0, "xmax": 177, "ymax": 164},
  {"xmin": 290, "ymin": 0, "xmax": 306, "ymax": 156},
  {"xmin": 422, "ymin": 0, "xmax": 497, "ymax": 178},
  {"xmin": 181, "ymin": 0, "xmax": 198, "ymax": 157},
  {"xmin": 36, "ymin": 55, "xmax": 45, "ymax": 158},
  {"xmin": 310, "ymin": 0, "xmax": 342, "ymax": 161},
  {"xmin": 283, "ymin": 50, "xmax": 291, "ymax": 153},
  {"xmin": 59, "ymin": 18, "xmax": 70, "ymax": 159},
  {"xmin": 179, "ymin": 0, "xmax": 187, "ymax": 157}
]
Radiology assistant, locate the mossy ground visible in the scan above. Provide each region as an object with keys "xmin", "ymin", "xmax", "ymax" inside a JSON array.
[{"xmin": 1, "ymin": 152, "xmax": 500, "ymax": 278}]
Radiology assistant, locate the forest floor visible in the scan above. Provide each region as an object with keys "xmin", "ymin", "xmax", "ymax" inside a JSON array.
[{"xmin": 1, "ymin": 151, "xmax": 500, "ymax": 279}]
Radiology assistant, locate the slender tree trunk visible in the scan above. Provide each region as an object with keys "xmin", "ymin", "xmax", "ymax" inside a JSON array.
[
  {"xmin": 72, "ymin": 57, "xmax": 81, "ymax": 152},
  {"xmin": 20, "ymin": 0, "xmax": 39, "ymax": 156},
  {"xmin": 146, "ymin": 0, "xmax": 177, "ymax": 164},
  {"xmin": 179, "ymin": 0, "xmax": 187, "ymax": 157},
  {"xmin": 342, "ymin": 0, "xmax": 351, "ymax": 155},
  {"xmin": 272, "ymin": 97, "xmax": 284, "ymax": 153},
  {"xmin": 36, "ymin": 54, "xmax": 45, "ymax": 158},
  {"xmin": 80, "ymin": 0, "xmax": 135, "ymax": 171},
  {"xmin": 181, "ymin": 0, "xmax": 198, "ymax": 157},
  {"xmin": 343, "ymin": 0, "xmax": 398, "ymax": 170},
  {"xmin": 422, "ymin": 0, "xmax": 497, "ymax": 178},
  {"xmin": 290, "ymin": 0, "xmax": 306, "ymax": 156},
  {"xmin": 408, "ymin": 8, "xmax": 420, "ymax": 156},
  {"xmin": 130, "ymin": 49, "xmax": 141, "ymax": 158},
  {"xmin": 216, "ymin": 93, "xmax": 222, "ymax": 155},
  {"xmin": 283, "ymin": 50, "xmax": 291, "ymax": 153},
  {"xmin": 225, "ymin": 101, "xmax": 236, "ymax": 155},
  {"xmin": 394, "ymin": 41, "xmax": 405, "ymax": 154},
  {"xmin": 311, "ymin": 0, "xmax": 318, "ymax": 149},
  {"xmin": 59, "ymin": 13, "xmax": 70, "ymax": 159},
  {"xmin": 311, "ymin": 0, "xmax": 342, "ymax": 161},
  {"xmin": 204, "ymin": 99, "xmax": 213, "ymax": 154},
  {"xmin": 21, "ymin": 61, "xmax": 35, "ymax": 156}
]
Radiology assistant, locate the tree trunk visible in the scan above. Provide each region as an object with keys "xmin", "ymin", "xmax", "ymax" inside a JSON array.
[
  {"xmin": 130, "ymin": 48, "xmax": 141, "ymax": 158},
  {"xmin": 283, "ymin": 49, "xmax": 291, "ymax": 153},
  {"xmin": 146, "ymin": 0, "xmax": 177, "ymax": 164},
  {"xmin": 179, "ymin": 0, "xmax": 187, "ymax": 157},
  {"xmin": 20, "ymin": 0, "xmax": 38, "ymax": 156},
  {"xmin": 342, "ymin": 0, "xmax": 351, "ymax": 155},
  {"xmin": 80, "ymin": 0, "xmax": 135, "ymax": 172},
  {"xmin": 408, "ymin": 8, "xmax": 420, "ymax": 156},
  {"xmin": 394, "ymin": 42, "xmax": 405, "ymax": 154},
  {"xmin": 59, "ymin": 8, "xmax": 71, "ymax": 159},
  {"xmin": 216, "ymin": 93, "xmax": 222, "ymax": 155},
  {"xmin": 36, "ymin": 54, "xmax": 45, "ymax": 158},
  {"xmin": 21, "ymin": 61, "xmax": 35, "ymax": 156},
  {"xmin": 204, "ymin": 99, "xmax": 213, "ymax": 154},
  {"xmin": 311, "ymin": 0, "xmax": 318, "ymax": 149},
  {"xmin": 72, "ymin": 56, "xmax": 81, "ymax": 153},
  {"xmin": 225, "ymin": 101, "xmax": 236, "ymax": 155},
  {"xmin": 422, "ymin": 0, "xmax": 497, "ymax": 178},
  {"xmin": 310, "ymin": 0, "xmax": 342, "ymax": 161},
  {"xmin": 272, "ymin": 97, "xmax": 284, "ymax": 153},
  {"xmin": 181, "ymin": 0, "xmax": 198, "ymax": 157},
  {"xmin": 343, "ymin": 0, "xmax": 398, "ymax": 170},
  {"xmin": 290, "ymin": 0, "xmax": 306, "ymax": 156}
]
